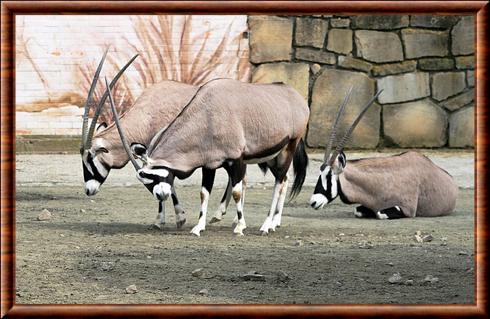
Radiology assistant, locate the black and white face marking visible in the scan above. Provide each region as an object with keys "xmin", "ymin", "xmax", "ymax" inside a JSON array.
[
  {"xmin": 137, "ymin": 166, "xmax": 175, "ymax": 201},
  {"xmin": 309, "ymin": 152, "xmax": 346, "ymax": 210},
  {"xmin": 82, "ymin": 149, "xmax": 110, "ymax": 196}
]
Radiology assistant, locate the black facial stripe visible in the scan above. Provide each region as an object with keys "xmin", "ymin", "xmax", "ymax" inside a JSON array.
[
  {"xmin": 83, "ymin": 154, "xmax": 109, "ymax": 184},
  {"xmin": 325, "ymin": 171, "xmax": 333, "ymax": 201}
]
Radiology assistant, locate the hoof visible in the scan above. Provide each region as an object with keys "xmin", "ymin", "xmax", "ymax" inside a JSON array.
[
  {"xmin": 209, "ymin": 217, "xmax": 222, "ymax": 224},
  {"xmin": 261, "ymin": 230, "xmax": 269, "ymax": 236},
  {"xmin": 234, "ymin": 231, "xmax": 245, "ymax": 236},
  {"xmin": 176, "ymin": 219, "xmax": 186, "ymax": 229},
  {"xmin": 148, "ymin": 223, "xmax": 163, "ymax": 230},
  {"xmin": 190, "ymin": 229, "xmax": 201, "ymax": 237}
]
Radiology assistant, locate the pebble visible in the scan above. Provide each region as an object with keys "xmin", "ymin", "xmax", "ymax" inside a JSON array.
[
  {"xmin": 199, "ymin": 288, "xmax": 208, "ymax": 295},
  {"xmin": 358, "ymin": 240, "xmax": 374, "ymax": 249},
  {"xmin": 386, "ymin": 262, "xmax": 394, "ymax": 267},
  {"xmin": 294, "ymin": 240, "xmax": 303, "ymax": 247},
  {"xmin": 423, "ymin": 275, "xmax": 439, "ymax": 284},
  {"xmin": 101, "ymin": 262, "xmax": 115, "ymax": 271},
  {"xmin": 422, "ymin": 234, "xmax": 433, "ymax": 242},
  {"xmin": 37, "ymin": 209, "xmax": 52, "ymax": 221},
  {"xmin": 125, "ymin": 284, "xmax": 138, "ymax": 294},
  {"xmin": 80, "ymin": 209, "xmax": 86, "ymax": 213},
  {"xmin": 192, "ymin": 268, "xmax": 204, "ymax": 278},
  {"xmin": 404, "ymin": 279, "xmax": 414, "ymax": 286},
  {"xmin": 276, "ymin": 271, "xmax": 291, "ymax": 282},
  {"xmin": 388, "ymin": 273, "xmax": 403, "ymax": 284},
  {"xmin": 458, "ymin": 251, "xmax": 469, "ymax": 256}
]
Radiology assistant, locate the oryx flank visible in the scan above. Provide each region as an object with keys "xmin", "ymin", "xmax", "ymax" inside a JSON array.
[
  {"xmin": 310, "ymin": 88, "xmax": 458, "ymax": 219},
  {"xmin": 108, "ymin": 78, "xmax": 309, "ymax": 236},
  {"xmin": 80, "ymin": 51, "xmax": 234, "ymax": 229}
]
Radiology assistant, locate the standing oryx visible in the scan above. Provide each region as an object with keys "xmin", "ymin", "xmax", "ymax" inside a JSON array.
[
  {"xmin": 80, "ymin": 51, "xmax": 234, "ymax": 229},
  {"xmin": 107, "ymin": 78, "xmax": 309, "ymax": 236},
  {"xmin": 310, "ymin": 88, "xmax": 458, "ymax": 219}
]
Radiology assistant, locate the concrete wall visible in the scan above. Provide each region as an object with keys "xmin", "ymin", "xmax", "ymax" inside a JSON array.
[
  {"xmin": 16, "ymin": 15, "xmax": 250, "ymax": 135},
  {"xmin": 249, "ymin": 15, "xmax": 475, "ymax": 148}
]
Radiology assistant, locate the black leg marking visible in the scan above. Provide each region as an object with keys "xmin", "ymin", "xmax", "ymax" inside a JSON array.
[
  {"xmin": 379, "ymin": 206, "xmax": 406, "ymax": 219},
  {"xmin": 202, "ymin": 168, "xmax": 216, "ymax": 194},
  {"xmin": 171, "ymin": 193, "xmax": 179, "ymax": 206},
  {"xmin": 355, "ymin": 205, "xmax": 376, "ymax": 218}
]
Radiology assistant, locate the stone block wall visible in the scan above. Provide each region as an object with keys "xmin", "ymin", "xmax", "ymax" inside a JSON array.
[{"xmin": 249, "ymin": 15, "xmax": 475, "ymax": 149}]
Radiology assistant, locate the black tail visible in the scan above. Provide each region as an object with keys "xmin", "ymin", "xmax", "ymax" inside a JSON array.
[{"xmin": 290, "ymin": 138, "xmax": 308, "ymax": 200}]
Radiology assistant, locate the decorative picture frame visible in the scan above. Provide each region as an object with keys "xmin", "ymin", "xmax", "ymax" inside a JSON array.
[{"xmin": 1, "ymin": 1, "xmax": 487, "ymax": 317}]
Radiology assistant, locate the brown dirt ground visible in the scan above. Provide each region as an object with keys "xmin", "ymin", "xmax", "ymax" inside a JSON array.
[{"xmin": 15, "ymin": 185, "xmax": 474, "ymax": 304}]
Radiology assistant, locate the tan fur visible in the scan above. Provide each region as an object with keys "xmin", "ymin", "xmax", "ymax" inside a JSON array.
[
  {"xmin": 91, "ymin": 81, "xmax": 198, "ymax": 168},
  {"xmin": 339, "ymin": 151, "xmax": 458, "ymax": 217},
  {"xmin": 147, "ymin": 79, "xmax": 310, "ymax": 171}
]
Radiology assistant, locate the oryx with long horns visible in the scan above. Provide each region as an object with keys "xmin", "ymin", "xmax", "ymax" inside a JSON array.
[
  {"xmin": 80, "ymin": 51, "xmax": 236, "ymax": 229},
  {"xmin": 107, "ymin": 78, "xmax": 309, "ymax": 236},
  {"xmin": 310, "ymin": 89, "xmax": 458, "ymax": 219}
]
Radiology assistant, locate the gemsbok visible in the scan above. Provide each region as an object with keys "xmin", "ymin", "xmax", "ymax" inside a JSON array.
[
  {"xmin": 309, "ymin": 88, "xmax": 458, "ymax": 219},
  {"xmin": 107, "ymin": 77, "xmax": 309, "ymax": 236},
  {"xmin": 80, "ymin": 51, "xmax": 235, "ymax": 229}
]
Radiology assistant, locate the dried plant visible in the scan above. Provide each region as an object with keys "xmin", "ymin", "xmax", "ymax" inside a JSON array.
[
  {"xmin": 77, "ymin": 58, "xmax": 136, "ymax": 124},
  {"xmin": 78, "ymin": 15, "xmax": 251, "ymax": 124},
  {"xmin": 122, "ymin": 15, "xmax": 251, "ymax": 87}
]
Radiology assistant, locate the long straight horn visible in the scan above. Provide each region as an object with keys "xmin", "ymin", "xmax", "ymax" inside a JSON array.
[
  {"xmin": 104, "ymin": 77, "xmax": 141, "ymax": 171},
  {"xmin": 85, "ymin": 54, "xmax": 139, "ymax": 149},
  {"xmin": 323, "ymin": 86, "xmax": 353, "ymax": 163},
  {"xmin": 333, "ymin": 89, "xmax": 383, "ymax": 158},
  {"xmin": 81, "ymin": 48, "xmax": 108, "ymax": 152}
]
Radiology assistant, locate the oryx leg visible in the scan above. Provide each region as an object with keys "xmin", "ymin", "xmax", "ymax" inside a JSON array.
[
  {"xmin": 375, "ymin": 206, "xmax": 407, "ymax": 220},
  {"xmin": 271, "ymin": 175, "xmax": 288, "ymax": 230},
  {"xmin": 171, "ymin": 187, "xmax": 186, "ymax": 229},
  {"xmin": 150, "ymin": 200, "xmax": 166, "ymax": 230},
  {"xmin": 224, "ymin": 159, "xmax": 247, "ymax": 235},
  {"xmin": 209, "ymin": 177, "xmax": 233, "ymax": 224},
  {"xmin": 354, "ymin": 205, "xmax": 376, "ymax": 218},
  {"xmin": 260, "ymin": 140, "xmax": 297, "ymax": 235},
  {"xmin": 190, "ymin": 168, "xmax": 216, "ymax": 236}
]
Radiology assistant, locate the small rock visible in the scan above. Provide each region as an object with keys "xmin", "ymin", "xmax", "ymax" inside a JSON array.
[
  {"xmin": 294, "ymin": 240, "xmax": 303, "ymax": 247},
  {"xmin": 358, "ymin": 240, "xmax": 374, "ymax": 249},
  {"xmin": 276, "ymin": 270, "xmax": 291, "ymax": 282},
  {"xmin": 422, "ymin": 234, "xmax": 433, "ymax": 242},
  {"xmin": 388, "ymin": 273, "xmax": 403, "ymax": 284},
  {"xmin": 423, "ymin": 275, "xmax": 439, "ymax": 284},
  {"xmin": 458, "ymin": 251, "xmax": 469, "ymax": 256},
  {"xmin": 125, "ymin": 284, "xmax": 138, "ymax": 294},
  {"xmin": 242, "ymin": 271, "xmax": 266, "ymax": 282},
  {"xmin": 199, "ymin": 288, "xmax": 208, "ymax": 295},
  {"xmin": 386, "ymin": 262, "xmax": 394, "ymax": 267},
  {"xmin": 146, "ymin": 256, "xmax": 152, "ymax": 259},
  {"xmin": 90, "ymin": 200, "xmax": 95, "ymax": 203},
  {"xmin": 59, "ymin": 234, "xmax": 65, "ymax": 237},
  {"xmin": 284, "ymin": 235, "xmax": 290, "ymax": 239},
  {"xmin": 335, "ymin": 281, "xmax": 343, "ymax": 286},
  {"xmin": 338, "ymin": 233, "xmax": 345, "ymax": 236},
  {"xmin": 192, "ymin": 268, "xmax": 204, "ymax": 278},
  {"xmin": 80, "ymin": 209, "xmax": 86, "ymax": 213},
  {"xmin": 101, "ymin": 262, "xmax": 115, "ymax": 271},
  {"xmin": 37, "ymin": 209, "xmax": 52, "ymax": 221},
  {"xmin": 405, "ymin": 279, "xmax": 414, "ymax": 286}
]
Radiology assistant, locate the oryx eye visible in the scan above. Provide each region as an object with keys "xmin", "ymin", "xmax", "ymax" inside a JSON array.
[{"xmin": 96, "ymin": 147, "xmax": 108, "ymax": 154}]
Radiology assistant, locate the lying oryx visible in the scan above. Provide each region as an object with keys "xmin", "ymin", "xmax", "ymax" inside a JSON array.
[
  {"xmin": 107, "ymin": 78, "xmax": 309, "ymax": 236},
  {"xmin": 310, "ymin": 89, "xmax": 458, "ymax": 219},
  {"xmin": 80, "ymin": 51, "xmax": 234, "ymax": 229}
]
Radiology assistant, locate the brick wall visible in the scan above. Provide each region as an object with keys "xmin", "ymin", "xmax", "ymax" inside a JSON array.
[{"xmin": 16, "ymin": 15, "xmax": 250, "ymax": 135}]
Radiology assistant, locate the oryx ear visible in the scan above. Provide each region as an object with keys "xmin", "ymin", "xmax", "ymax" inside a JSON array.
[
  {"xmin": 338, "ymin": 151, "xmax": 347, "ymax": 169},
  {"xmin": 131, "ymin": 143, "xmax": 147, "ymax": 159},
  {"xmin": 96, "ymin": 122, "xmax": 107, "ymax": 132}
]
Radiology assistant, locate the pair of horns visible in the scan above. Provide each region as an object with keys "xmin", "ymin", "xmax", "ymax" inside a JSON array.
[
  {"xmin": 105, "ymin": 77, "xmax": 142, "ymax": 171},
  {"xmin": 80, "ymin": 48, "xmax": 139, "ymax": 153},
  {"xmin": 324, "ymin": 87, "xmax": 383, "ymax": 165}
]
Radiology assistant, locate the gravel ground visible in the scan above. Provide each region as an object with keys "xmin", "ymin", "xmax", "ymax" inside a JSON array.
[{"xmin": 15, "ymin": 150, "xmax": 475, "ymax": 304}]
